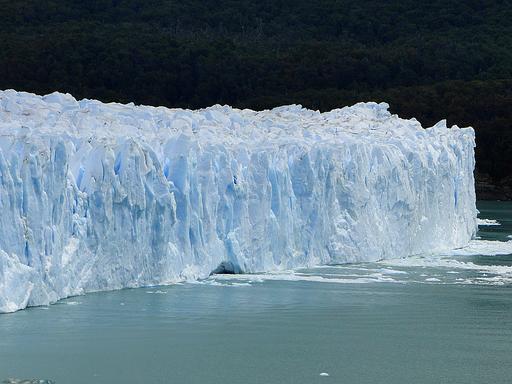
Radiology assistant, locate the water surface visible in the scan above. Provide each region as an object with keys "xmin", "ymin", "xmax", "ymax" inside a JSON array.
[{"xmin": 1, "ymin": 201, "xmax": 512, "ymax": 384}]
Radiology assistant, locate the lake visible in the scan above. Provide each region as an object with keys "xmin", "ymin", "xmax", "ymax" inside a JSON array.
[{"xmin": 1, "ymin": 201, "xmax": 511, "ymax": 384}]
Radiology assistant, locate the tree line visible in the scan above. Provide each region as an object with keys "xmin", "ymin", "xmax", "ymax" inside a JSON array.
[{"xmin": 1, "ymin": 0, "xmax": 511, "ymax": 191}]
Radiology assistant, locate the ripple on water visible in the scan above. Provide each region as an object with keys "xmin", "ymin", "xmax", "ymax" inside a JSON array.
[{"xmin": 2, "ymin": 379, "xmax": 55, "ymax": 384}]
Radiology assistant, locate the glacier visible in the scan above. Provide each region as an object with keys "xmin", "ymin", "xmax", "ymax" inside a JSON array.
[{"xmin": 0, "ymin": 90, "xmax": 477, "ymax": 312}]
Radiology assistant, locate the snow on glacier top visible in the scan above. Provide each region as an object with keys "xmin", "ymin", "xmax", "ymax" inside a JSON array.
[{"xmin": 0, "ymin": 89, "xmax": 471, "ymax": 148}]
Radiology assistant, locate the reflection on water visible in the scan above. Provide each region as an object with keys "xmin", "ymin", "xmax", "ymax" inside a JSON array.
[{"xmin": 1, "ymin": 201, "xmax": 512, "ymax": 384}]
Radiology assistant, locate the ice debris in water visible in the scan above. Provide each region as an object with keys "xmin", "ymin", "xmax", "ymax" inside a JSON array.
[
  {"xmin": 0, "ymin": 90, "xmax": 477, "ymax": 312},
  {"xmin": 443, "ymin": 240, "xmax": 512, "ymax": 256},
  {"xmin": 477, "ymin": 218, "xmax": 501, "ymax": 226}
]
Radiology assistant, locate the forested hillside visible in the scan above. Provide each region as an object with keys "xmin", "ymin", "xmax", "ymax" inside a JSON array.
[{"xmin": 1, "ymin": 0, "xmax": 511, "ymax": 196}]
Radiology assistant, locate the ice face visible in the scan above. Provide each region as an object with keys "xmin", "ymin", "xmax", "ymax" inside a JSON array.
[{"xmin": 0, "ymin": 90, "xmax": 477, "ymax": 312}]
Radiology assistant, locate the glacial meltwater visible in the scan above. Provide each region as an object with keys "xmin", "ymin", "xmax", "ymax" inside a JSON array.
[{"xmin": 1, "ymin": 201, "xmax": 511, "ymax": 384}]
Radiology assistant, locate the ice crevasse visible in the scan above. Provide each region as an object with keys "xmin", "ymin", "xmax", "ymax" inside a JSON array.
[{"xmin": 0, "ymin": 90, "xmax": 477, "ymax": 312}]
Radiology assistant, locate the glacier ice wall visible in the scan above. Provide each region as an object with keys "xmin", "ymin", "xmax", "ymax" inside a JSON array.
[{"xmin": 0, "ymin": 90, "xmax": 477, "ymax": 312}]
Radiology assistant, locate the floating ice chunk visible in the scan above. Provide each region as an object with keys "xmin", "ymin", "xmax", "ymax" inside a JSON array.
[
  {"xmin": 319, "ymin": 373, "xmax": 330, "ymax": 377},
  {"xmin": 444, "ymin": 240, "xmax": 512, "ymax": 256},
  {"xmin": 382, "ymin": 254, "xmax": 512, "ymax": 277},
  {"xmin": 377, "ymin": 268, "xmax": 408, "ymax": 275},
  {"xmin": 477, "ymin": 218, "xmax": 501, "ymax": 226},
  {"xmin": 64, "ymin": 301, "xmax": 81, "ymax": 306},
  {"xmin": 210, "ymin": 271, "xmax": 402, "ymax": 284}
]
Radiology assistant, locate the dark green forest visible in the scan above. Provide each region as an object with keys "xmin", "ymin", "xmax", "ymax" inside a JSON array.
[{"xmin": 1, "ymin": 0, "xmax": 511, "ymax": 196}]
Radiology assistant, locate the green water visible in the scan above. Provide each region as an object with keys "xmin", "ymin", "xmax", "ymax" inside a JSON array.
[{"xmin": 1, "ymin": 202, "xmax": 512, "ymax": 384}]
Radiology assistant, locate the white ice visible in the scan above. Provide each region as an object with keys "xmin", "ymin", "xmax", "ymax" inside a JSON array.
[
  {"xmin": 0, "ymin": 90, "xmax": 477, "ymax": 312},
  {"xmin": 477, "ymin": 218, "xmax": 501, "ymax": 226},
  {"xmin": 443, "ymin": 239, "xmax": 512, "ymax": 256}
]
